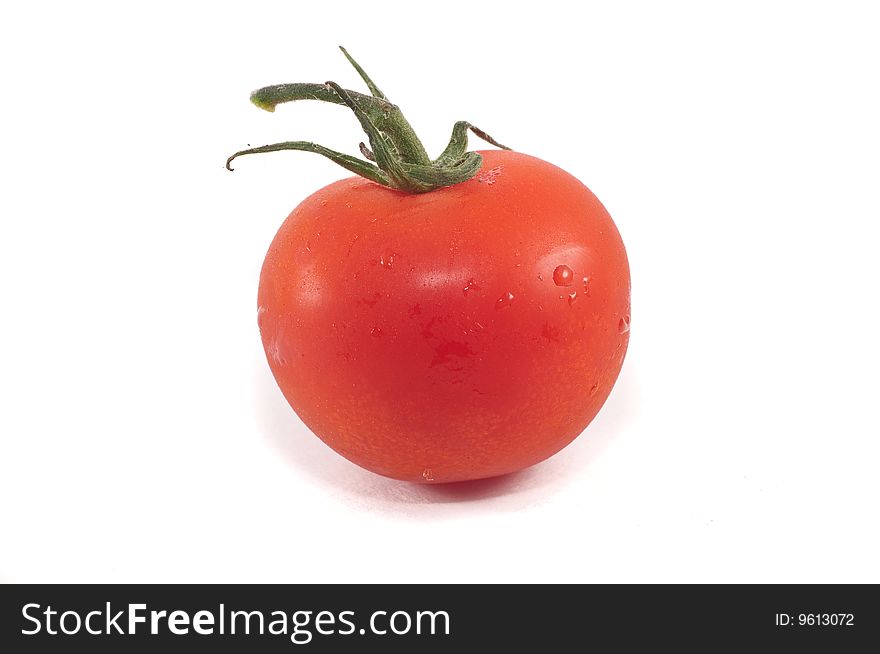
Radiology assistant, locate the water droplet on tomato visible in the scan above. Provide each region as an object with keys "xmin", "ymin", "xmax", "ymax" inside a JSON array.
[
  {"xmin": 567, "ymin": 291, "xmax": 578, "ymax": 305},
  {"xmin": 370, "ymin": 326, "xmax": 383, "ymax": 338},
  {"xmin": 422, "ymin": 468, "xmax": 434, "ymax": 481},
  {"xmin": 553, "ymin": 265, "xmax": 573, "ymax": 286},
  {"xmin": 618, "ymin": 316, "xmax": 631, "ymax": 334},
  {"xmin": 537, "ymin": 273, "xmax": 544, "ymax": 281},
  {"xmin": 474, "ymin": 165, "xmax": 503, "ymax": 185},
  {"xmin": 267, "ymin": 339, "xmax": 287, "ymax": 365},
  {"xmin": 257, "ymin": 305, "xmax": 267, "ymax": 328},
  {"xmin": 589, "ymin": 383, "xmax": 599, "ymax": 397},
  {"xmin": 582, "ymin": 276, "xmax": 592, "ymax": 297},
  {"xmin": 463, "ymin": 279, "xmax": 480, "ymax": 295},
  {"xmin": 379, "ymin": 252, "xmax": 395, "ymax": 268},
  {"xmin": 495, "ymin": 291, "xmax": 514, "ymax": 309}
]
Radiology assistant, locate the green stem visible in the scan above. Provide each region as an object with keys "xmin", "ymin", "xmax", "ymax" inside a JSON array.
[
  {"xmin": 250, "ymin": 82, "xmax": 431, "ymax": 166},
  {"xmin": 434, "ymin": 121, "xmax": 511, "ymax": 166},
  {"xmin": 226, "ymin": 141, "xmax": 390, "ymax": 186},
  {"xmin": 227, "ymin": 47, "xmax": 512, "ymax": 194},
  {"xmin": 339, "ymin": 46, "xmax": 387, "ymax": 100},
  {"xmin": 359, "ymin": 142, "xmax": 375, "ymax": 161},
  {"xmin": 325, "ymin": 81, "xmax": 424, "ymax": 193}
]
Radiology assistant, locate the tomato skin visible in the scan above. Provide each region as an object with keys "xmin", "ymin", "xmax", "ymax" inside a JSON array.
[{"xmin": 258, "ymin": 150, "xmax": 630, "ymax": 483}]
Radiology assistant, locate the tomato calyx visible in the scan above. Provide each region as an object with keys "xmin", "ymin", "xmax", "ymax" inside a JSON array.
[{"xmin": 226, "ymin": 47, "xmax": 511, "ymax": 194}]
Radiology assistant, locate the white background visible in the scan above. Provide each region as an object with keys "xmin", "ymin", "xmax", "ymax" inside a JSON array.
[{"xmin": 1, "ymin": 1, "xmax": 878, "ymax": 583}]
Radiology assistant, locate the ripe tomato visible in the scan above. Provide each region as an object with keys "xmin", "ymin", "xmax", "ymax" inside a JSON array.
[{"xmin": 257, "ymin": 149, "xmax": 630, "ymax": 482}]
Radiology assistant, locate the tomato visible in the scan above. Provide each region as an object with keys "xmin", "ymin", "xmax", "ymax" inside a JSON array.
[
  {"xmin": 256, "ymin": 149, "xmax": 630, "ymax": 482},
  {"xmin": 232, "ymin": 49, "xmax": 631, "ymax": 482}
]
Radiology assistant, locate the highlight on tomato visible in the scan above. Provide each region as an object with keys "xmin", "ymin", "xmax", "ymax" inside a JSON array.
[{"xmin": 228, "ymin": 47, "xmax": 630, "ymax": 483}]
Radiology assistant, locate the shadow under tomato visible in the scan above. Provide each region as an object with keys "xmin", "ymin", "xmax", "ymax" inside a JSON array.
[
  {"xmin": 253, "ymin": 352, "xmax": 637, "ymax": 509},
  {"xmin": 416, "ymin": 471, "xmax": 537, "ymax": 501}
]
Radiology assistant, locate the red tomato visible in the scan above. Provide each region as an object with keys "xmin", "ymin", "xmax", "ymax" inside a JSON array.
[{"xmin": 257, "ymin": 149, "xmax": 630, "ymax": 483}]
